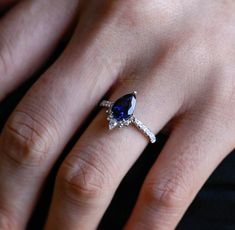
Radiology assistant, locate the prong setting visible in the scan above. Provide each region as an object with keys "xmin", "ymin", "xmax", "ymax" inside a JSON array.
[
  {"xmin": 106, "ymin": 108, "xmax": 133, "ymax": 130},
  {"xmin": 100, "ymin": 92, "xmax": 156, "ymax": 144}
]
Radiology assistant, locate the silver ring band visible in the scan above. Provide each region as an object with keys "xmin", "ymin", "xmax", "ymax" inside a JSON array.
[{"xmin": 132, "ymin": 117, "xmax": 156, "ymax": 144}]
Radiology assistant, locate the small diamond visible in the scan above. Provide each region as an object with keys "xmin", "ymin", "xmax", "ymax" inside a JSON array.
[
  {"xmin": 118, "ymin": 122, "xmax": 124, "ymax": 128},
  {"xmin": 123, "ymin": 118, "xmax": 132, "ymax": 126},
  {"xmin": 100, "ymin": 100, "xmax": 113, "ymax": 108},
  {"xmin": 109, "ymin": 119, "xmax": 118, "ymax": 130}
]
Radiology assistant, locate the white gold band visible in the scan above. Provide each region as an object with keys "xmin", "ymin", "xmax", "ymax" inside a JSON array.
[{"xmin": 132, "ymin": 117, "xmax": 156, "ymax": 144}]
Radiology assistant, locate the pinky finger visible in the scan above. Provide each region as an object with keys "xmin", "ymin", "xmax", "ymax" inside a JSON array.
[{"xmin": 125, "ymin": 111, "xmax": 235, "ymax": 230}]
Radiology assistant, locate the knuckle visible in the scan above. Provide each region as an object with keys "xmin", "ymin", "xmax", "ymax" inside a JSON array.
[
  {"xmin": 113, "ymin": 0, "xmax": 149, "ymax": 29},
  {"xmin": 0, "ymin": 210, "xmax": 16, "ymax": 230},
  {"xmin": 2, "ymin": 109, "xmax": 57, "ymax": 167},
  {"xmin": 0, "ymin": 31, "xmax": 14, "ymax": 79},
  {"xmin": 143, "ymin": 172, "xmax": 189, "ymax": 208},
  {"xmin": 115, "ymin": 0, "xmax": 176, "ymax": 28},
  {"xmin": 219, "ymin": 75, "xmax": 235, "ymax": 106},
  {"xmin": 58, "ymin": 144, "xmax": 115, "ymax": 202}
]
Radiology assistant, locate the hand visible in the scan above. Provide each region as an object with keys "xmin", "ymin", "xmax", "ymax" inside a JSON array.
[{"xmin": 1, "ymin": 0, "xmax": 235, "ymax": 229}]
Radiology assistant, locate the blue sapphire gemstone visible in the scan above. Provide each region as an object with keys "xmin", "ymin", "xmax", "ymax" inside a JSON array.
[{"xmin": 111, "ymin": 93, "xmax": 136, "ymax": 121}]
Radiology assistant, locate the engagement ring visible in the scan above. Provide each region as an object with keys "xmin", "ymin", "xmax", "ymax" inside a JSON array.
[{"xmin": 100, "ymin": 91, "xmax": 156, "ymax": 144}]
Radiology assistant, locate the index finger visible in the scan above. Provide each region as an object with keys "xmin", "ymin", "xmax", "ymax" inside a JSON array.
[{"xmin": 0, "ymin": 0, "xmax": 79, "ymax": 100}]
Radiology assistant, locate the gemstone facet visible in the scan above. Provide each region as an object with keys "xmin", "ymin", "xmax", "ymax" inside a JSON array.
[{"xmin": 111, "ymin": 93, "xmax": 136, "ymax": 122}]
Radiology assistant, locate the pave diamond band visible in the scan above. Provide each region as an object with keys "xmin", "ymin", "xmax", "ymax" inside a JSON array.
[
  {"xmin": 132, "ymin": 117, "xmax": 156, "ymax": 144},
  {"xmin": 100, "ymin": 100, "xmax": 113, "ymax": 108},
  {"xmin": 100, "ymin": 92, "xmax": 156, "ymax": 144}
]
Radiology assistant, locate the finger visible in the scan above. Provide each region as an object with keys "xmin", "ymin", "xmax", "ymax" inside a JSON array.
[
  {"xmin": 0, "ymin": 10, "xmax": 130, "ymax": 228},
  {"xmin": 0, "ymin": 0, "xmax": 79, "ymax": 100},
  {"xmin": 45, "ymin": 73, "xmax": 183, "ymax": 230},
  {"xmin": 125, "ymin": 107, "xmax": 235, "ymax": 230}
]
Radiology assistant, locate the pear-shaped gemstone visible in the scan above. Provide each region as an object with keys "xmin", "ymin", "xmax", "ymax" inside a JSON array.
[{"xmin": 111, "ymin": 93, "xmax": 136, "ymax": 121}]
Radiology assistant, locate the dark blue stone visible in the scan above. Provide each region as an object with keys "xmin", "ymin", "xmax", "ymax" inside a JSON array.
[{"xmin": 111, "ymin": 93, "xmax": 136, "ymax": 121}]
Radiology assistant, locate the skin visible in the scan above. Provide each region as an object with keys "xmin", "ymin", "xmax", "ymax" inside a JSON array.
[{"xmin": 0, "ymin": 0, "xmax": 235, "ymax": 229}]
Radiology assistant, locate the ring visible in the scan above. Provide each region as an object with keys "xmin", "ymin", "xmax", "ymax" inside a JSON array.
[{"xmin": 100, "ymin": 91, "xmax": 156, "ymax": 144}]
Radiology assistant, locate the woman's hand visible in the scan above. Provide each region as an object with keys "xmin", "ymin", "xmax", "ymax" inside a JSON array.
[{"xmin": 1, "ymin": 0, "xmax": 235, "ymax": 229}]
